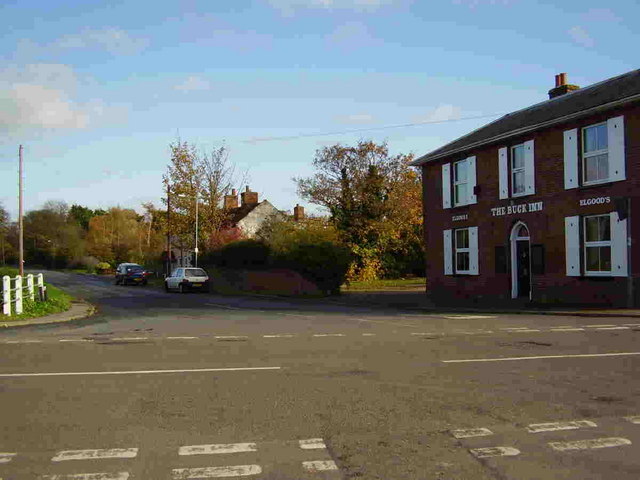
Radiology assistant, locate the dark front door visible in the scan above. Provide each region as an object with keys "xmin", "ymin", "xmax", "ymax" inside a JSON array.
[{"xmin": 516, "ymin": 240, "xmax": 531, "ymax": 298}]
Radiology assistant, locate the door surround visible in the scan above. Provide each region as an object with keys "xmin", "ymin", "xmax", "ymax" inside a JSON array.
[{"xmin": 510, "ymin": 221, "xmax": 531, "ymax": 299}]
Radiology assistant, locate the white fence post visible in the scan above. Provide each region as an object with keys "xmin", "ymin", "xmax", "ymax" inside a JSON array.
[
  {"xmin": 14, "ymin": 275, "xmax": 23, "ymax": 315},
  {"xmin": 2, "ymin": 276, "xmax": 10, "ymax": 316},
  {"xmin": 27, "ymin": 274, "xmax": 35, "ymax": 301},
  {"xmin": 37, "ymin": 273, "xmax": 44, "ymax": 289}
]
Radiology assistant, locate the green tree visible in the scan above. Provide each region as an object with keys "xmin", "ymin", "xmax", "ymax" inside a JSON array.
[
  {"xmin": 69, "ymin": 204, "xmax": 106, "ymax": 231},
  {"xmin": 0, "ymin": 202, "xmax": 10, "ymax": 265}
]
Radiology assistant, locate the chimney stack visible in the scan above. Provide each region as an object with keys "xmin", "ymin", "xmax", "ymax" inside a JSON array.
[
  {"xmin": 294, "ymin": 204, "xmax": 305, "ymax": 221},
  {"xmin": 224, "ymin": 189, "xmax": 238, "ymax": 210},
  {"xmin": 240, "ymin": 185, "xmax": 259, "ymax": 206},
  {"xmin": 548, "ymin": 72, "xmax": 580, "ymax": 99}
]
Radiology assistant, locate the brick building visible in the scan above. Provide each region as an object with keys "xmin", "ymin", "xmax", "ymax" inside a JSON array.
[{"xmin": 412, "ymin": 69, "xmax": 640, "ymax": 307}]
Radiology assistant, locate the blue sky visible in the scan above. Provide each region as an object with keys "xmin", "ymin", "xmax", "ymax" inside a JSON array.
[{"xmin": 0, "ymin": 0, "xmax": 638, "ymax": 220}]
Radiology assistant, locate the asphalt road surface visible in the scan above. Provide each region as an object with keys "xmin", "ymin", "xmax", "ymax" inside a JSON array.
[{"xmin": 1, "ymin": 271, "xmax": 640, "ymax": 479}]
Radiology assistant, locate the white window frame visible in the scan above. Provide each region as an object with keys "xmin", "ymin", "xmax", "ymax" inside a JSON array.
[
  {"xmin": 510, "ymin": 143, "xmax": 526, "ymax": 197},
  {"xmin": 583, "ymin": 214, "xmax": 612, "ymax": 276},
  {"xmin": 453, "ymin": 159, "xmax": 468, "ymax": 207},
  {"xmin": 454, "ymin": 227, "xmax": 471, "ymax": 274},
  {"xmin": 582, "ymin": 122, "xmax": 609, "ymax": 186}
]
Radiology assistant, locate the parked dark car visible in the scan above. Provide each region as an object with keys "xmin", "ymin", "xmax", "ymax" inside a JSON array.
[{"xmin": 115, "ymin": 263, "xmax": 149, "ymax": 286}]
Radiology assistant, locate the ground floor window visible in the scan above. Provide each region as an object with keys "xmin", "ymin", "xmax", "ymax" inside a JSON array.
[
  {"xmin": 584, "ymin": 214, "xmax": 612, "ymax": 274},
  {"xmin": 443, "ymin": 226, "xmax": 479, "ymax": 275}
]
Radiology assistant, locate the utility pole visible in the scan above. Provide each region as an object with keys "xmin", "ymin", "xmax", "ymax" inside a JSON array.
[
  {"xmin": 195, "ymin": 190, "xmax": 199, "ymax": 267},
  {"xmin": 166, "ymin": 181, "xmax": 171, "ymax": 277},
  {"xmin": 18, "ymin": 145, "xmax": 24, "ymax": 277}
]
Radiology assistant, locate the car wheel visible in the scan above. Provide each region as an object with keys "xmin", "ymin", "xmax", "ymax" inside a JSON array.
[
  {"xmin": 164, "ymin": 282, "xmax": 170, "ymax": 292},
  {"xmin": 178, "ymin": 283, "xmax": 185, "ymax": 294}
]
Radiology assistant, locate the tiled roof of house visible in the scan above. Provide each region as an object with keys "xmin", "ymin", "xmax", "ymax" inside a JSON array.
[
  {"xmin": 412, "ymin": 69, "xmax": 640, "ymax": 166},
  {"xmin": 227, "ymin": 202, "xmax": 261, "ymax": 224}
]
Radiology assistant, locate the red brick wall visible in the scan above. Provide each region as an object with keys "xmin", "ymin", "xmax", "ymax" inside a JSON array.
[{"xmin": 422, "ymin": 103, "xmax": 640, "ymax": 307}]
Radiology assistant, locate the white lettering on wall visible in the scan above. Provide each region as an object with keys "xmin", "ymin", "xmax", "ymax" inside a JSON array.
[
  {"xmin": 491, "ymin": 202, "xmax": 543, "ymax": 217},
  {"xmin": 452, "ymin": 214, "xmax": 468, "ymax": 221},
  {"xmin": 579, "ymin": 196, "xmax": 611, "ymax": 206}
]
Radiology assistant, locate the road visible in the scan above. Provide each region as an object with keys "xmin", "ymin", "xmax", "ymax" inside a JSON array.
[{"xmin": 1, "ymin": 271, "xmax": 640, "ymax": 479}]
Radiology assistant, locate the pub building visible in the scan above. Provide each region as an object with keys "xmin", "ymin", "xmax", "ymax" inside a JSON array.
[{"xmin": 412, "ymin": 69, "xmax": 640, "ymax": 307}]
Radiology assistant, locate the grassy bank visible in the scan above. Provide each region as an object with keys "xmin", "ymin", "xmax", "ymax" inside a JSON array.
[
  {"xmin": 0, "ymin": 267, "xmax": 73, "ymax": 321},
  {"xmin": 342, "ymin": 277, "xmax": 426, "ymax": 292}
]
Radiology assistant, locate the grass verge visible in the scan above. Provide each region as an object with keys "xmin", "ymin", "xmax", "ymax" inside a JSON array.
[
  {"xmin": 342, "ymin": 277, "xmax": 426, "ymax": 292},
  {"xmin": 0, "ymin": 267, "xmax": 73, "ymax": 321}
]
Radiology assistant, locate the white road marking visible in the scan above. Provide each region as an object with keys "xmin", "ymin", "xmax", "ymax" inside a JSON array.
[
  {"xmin": 442, "ymin": 352, "xmax": 640, "ymax": 363},
  {"xmin": 110, "ymin": 337, "xmax": 148, "ymax": 341},
  {"xmin": 313, "ymin": 334, "xmax": 345, "ymax": 337},
  {"xmin": 443, "ymin": 315, "xmax": 496, "ymax": 319},
  {"xmin": 41, "ymin": 473, "xmax": 129, "ymax": 480},
  {"xmin": 469, "ymin": 446, "xmax": 520, "ymax": 458},
  {"xmin": 302, "ymin": 460, "xmax": 338, "ymax": 471},
  {"xmin": 511, "ymin": 329, "xmax": 541, "ymax": 333},
  {"xmin": 299, "ymin": 438, "xmax": 327, "ymax": 449},
  {"xmin": 585, "ymin": 324, "xmax": 616, "ymax": 328},
  {"xmin": 167, "ymin": 336, "xmax": 198, "ymax": 340},
  {"xmin": 59, "ymin": 339, "xmax": 92, "ymax": 343},
  {"xmin": 355, "ymin": 318, "xmax": 418, "ymax": 328},
  {"xmin": 624, "ymin": 416, "xmax": 640, "ymax": 424},
  {"xmin": 411, "ymin": 332, "xmax": 439, "ymax": 336},
  {"xmin": 215, "ymin": 336, "xmax": 248, "ymax": 340},
  {"xmin": 0, "ymin": 366, "xmax": 281, "ymax": 378},
  {"xmin": 550, "ymin": 328, "xmax": 585, "ymax": 332},
  {"xmin": 172, "ymin": 465, "xmax": 261, "ymax": 478},
  {"xmin": 0, "ymin": 453, "xmax": 16, "ymax": 463},
  {"xmin": 5, "ymin": 340, "xmax": 42, "ymax": 344},
  {"xmin": 205, "ymin": 303, "xmax": 243, "ymax": 311},
  {"xmin": 501, "ymin": 327, "xmax": 534, "ymax": 331},
  {"xmin": 451, "ymin": 428, "xmax": 493, "ymax": 439},
  {"xmin": 527, "ymin": 420, "xmax": 596, "ymax": 433},
  {"xmin": 549, "ymin": 437, "xmax": 631, "ymax": 452},
  {"xmin": 623, "ymin": 323, "xmax": 640, "ymax": 327},
  {"xmin": 52, "ymin": 448, "xmax": 138, "ymax": 462},
  {"xmin": 361, "ymin": 333, "xmax": 376, "ymax": 336},
  {"xmin": 262, "ymin": 334, "xmax": 296, "ymax": 338},
  {"xmin": 595, "ymin": 326, "xmax": 630, "ymax": 330},
  {"xmin": 179, "ymin": 443, "xmax": 257, "ymax": 456}
]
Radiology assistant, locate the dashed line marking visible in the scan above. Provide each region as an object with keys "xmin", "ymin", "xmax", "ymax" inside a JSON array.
[
  {"xmin": 312, "ymin": 334, "xmax": 345, "ymax": 337},
  {"xmin": 299, "ymin": 438, "xmax": 327, "ymax": 449},
  {"xmin": 215, "ymin": 336, "xmax": 248, "ymax": 340},
  {"xmin": 5, "ymin": 340, "xmax": 43, "ymax": 344},
  {"xmin": 262, "ymin": 334, "xmax": 296, "ymax": 338},
  {"xmin": 172, "ymin": 465, "xmax": 261, "ymax": 478},
  {"xmin": 302, "ymin": 460, "xmax": 338, "ymax": 472},
  {"xmin": 51, "ymin": 448, "xmax": 138, "ymax": 462},
  {"xmin": 585, "ymin": 324, "xmax": 617, "ymax": 328},
  {"xmin": 595, "ymin": 326, "xmax": 630, "ymax": 331},
  {"xmin": 443, "ymin": 315, "xmax": 496, "ymax": 319},
  {"xmin": 469, "ymin": 446, "xmax": 520, "ymax": 458},
  {"xmin": 361, "ymin": 333, "xmax": 376, "ymax": 336},
  {"xmin": 550, "ymin": 328, "xmax": 585, "ymax": 332},
  {"xmin": 527, "ymin": 420, "xmax": 597, "ymax": 433},
  {"xmin": 411, "ymin": 332, "xmax": 439, "ymax": 336},
  {"xmin": 40, "ymin": 473, "xmax": 130, "ymax": 480},
  {"xmin": 624, "ymin": 416, "xmax": 640, "ymax": 424},
  {"xmin": 179, "ymin": 443, "xmax": 257, "ymax": 456},
  {"xmin": 166, "ymin": 336, "xmax": 198, "ymax": 340},
  {"xmin": 623, "ymin": 323, "xmax": 640, "ymax": 327},
  {"xmin": 354, "ymin": 318, "xmax": 418, "ymax": 328},
  {"xmin": 512, "ymin": 329, "xmax": 541, "ymax": 332},
  {"xmin": 549, "ymin": 437, "xmax": 631, "ymax": 452},
  {"xmin": 205, "ymin": 303, "xmax": 244, "ymax": 311},
  {"xmin": 0, "ymin": 453, "xmax": 16, "ymax": 464},
  {"xmin": 110, "ymin": 337, "xmax": 148, "ymax": 341},
  {"xmin": 59, "ymin": 339, "xmax": 92, "ymax": 343},
  {"xmin": 442, "ymin": 352, "xmax": 640, "ymax": 363},
  {"xmin": 451, "ymin": 428, "xmax": 493, "ymax": 439}
]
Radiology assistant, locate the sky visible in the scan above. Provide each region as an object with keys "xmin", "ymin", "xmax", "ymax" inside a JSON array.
[{"xmin": 0, "ymin": 0, "xmax": 638, "ymax": 220}]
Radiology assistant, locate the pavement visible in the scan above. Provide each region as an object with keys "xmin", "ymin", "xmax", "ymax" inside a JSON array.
[{"xmin": 0, "ymin": 299, "xmax": 95, "ymax": 329}]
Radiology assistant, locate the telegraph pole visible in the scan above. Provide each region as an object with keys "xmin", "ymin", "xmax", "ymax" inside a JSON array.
[
  {"xmin": 166, "ymin": 181, "xmax": 171, "ymax": 277},
  {"xmin": 18, "ymin": 145, "xmax": 24, "ymax": 277}
]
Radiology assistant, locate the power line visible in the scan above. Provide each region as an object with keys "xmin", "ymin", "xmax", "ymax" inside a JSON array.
[{"xmin": 241, "ymin": 112, "xmax": 506, "ymax": 144}]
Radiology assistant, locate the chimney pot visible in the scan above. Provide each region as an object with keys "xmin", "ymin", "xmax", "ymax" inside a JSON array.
[{"xmin": 548, "ymin": 72, "xmax": 579, "ymax": 99}]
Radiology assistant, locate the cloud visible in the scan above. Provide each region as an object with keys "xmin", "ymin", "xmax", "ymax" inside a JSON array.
[
  {"xmin": 335, "ymin": 112, "xmax": 376, "ymax": 124},
  {"xmin": 265, "ymin": 0, "xmax": 402, "ymax": 16},
  {"xmin": 326, "ymin": 21, "xmax": 379, "ymax": 49},
  {"xmin": 0, "ymin": 63, "xmax": 128, "ymax": 134},
  {"xmin": 568, "ymin": 25, "xmax": 595, "ymax": 48},
  {"xmin": 16, "ymin": 27, "xmax": 149, "ymax": 57},
  {"xmin": 174, "ymin": 76, "xmax": 212, "ymax": 92},
  {"xmin": 412, "ymin": 104, "xmax": 462, "ymax": 123}
]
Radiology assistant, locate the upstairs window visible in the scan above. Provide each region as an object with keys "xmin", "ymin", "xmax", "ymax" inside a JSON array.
[
  {"xmin": 453, "ymin": 159, "xmax": 468, "ymax": 206},
  {"xmin": 583, "ymin": 123, "xmax": 608, "ymax": 184},
  {"xmin": 511, "ymin": 144, "xmax": 526, "ymax": 196}
]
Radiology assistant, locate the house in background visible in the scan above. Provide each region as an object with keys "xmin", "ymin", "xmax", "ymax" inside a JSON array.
[
  {"xmin": 222, "ymin": 186, "xmax": 304, "ymax": 238},
  {"xmin": 412, "ymin": 69, "xmax": 640, "ymax": 307}
]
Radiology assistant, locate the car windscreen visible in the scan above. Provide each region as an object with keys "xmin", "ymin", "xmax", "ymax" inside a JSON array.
[
  {"xmin": 185, "ymin": 268, "xmax": 207, "ymax": 276},
  {"xmin": 127, "ymin": 266, "xmax": 143, "ymax": 272}
]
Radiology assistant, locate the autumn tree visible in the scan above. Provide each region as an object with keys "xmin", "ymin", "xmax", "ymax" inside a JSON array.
[
  {"xmin": 0, "ymin": 202, "xmax": 11, "ymax": 265},
  {"xmin": 295, "ymin": 140, "xmax": 423, "ymax": 280}
]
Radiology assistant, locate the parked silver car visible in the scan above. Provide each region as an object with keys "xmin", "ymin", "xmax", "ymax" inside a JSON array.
[{"xmin": 164, "ymin": 267, "xmax": 210, "ymax": 293}]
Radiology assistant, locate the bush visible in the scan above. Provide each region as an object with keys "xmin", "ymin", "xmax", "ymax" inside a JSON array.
[
  {"xmin": 204, "ymin": 239, "xmax": 271, "ymax": 269},
  {"xmin": 95, "ymin": 262, "xmax": 111, "ymax": 274},
  {"xmin": 274, "ymin": 241, "xmax": 352, "ymax": 294}
]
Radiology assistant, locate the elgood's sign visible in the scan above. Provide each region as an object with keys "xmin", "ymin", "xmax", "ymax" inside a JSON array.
[{"xmin": 579, "ymin": 196, "xmax": 610, "ymax": 206}]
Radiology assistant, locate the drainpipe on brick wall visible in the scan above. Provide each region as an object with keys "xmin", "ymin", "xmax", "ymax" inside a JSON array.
[{"xmin": 627, "ymin": 197, "xmax": 633, "ymax": 308}]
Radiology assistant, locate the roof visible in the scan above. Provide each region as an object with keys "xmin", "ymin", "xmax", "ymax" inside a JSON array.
[
  {"xmin": 411, "ymin": 69, "xmax": 640, "ymax": 166},
  {"xmin": 227, "ymin": 202, "xmax": 261, "ymax": 224}
]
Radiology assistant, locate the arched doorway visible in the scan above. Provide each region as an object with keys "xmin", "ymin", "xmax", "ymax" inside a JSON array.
[{"xmin": 510, "ymin": 222, "xmax": 531, "ymax": 299}]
